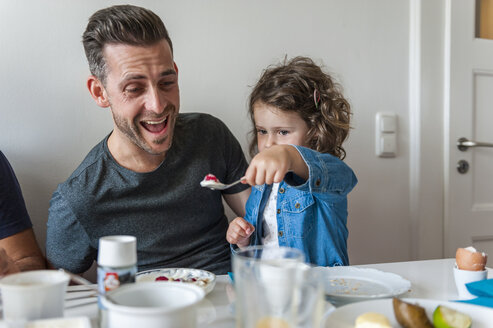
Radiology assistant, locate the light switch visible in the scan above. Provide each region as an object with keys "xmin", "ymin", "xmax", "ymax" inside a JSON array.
[
  {"xmin": 376, "ymin": 112, "xmax": 397, "ymax": 157},
  {"xmin": 381, "ymin": 116, "xmax": 396, "ymax": 133},
  {"xmin": 379, "ymin": 135, "xmax": 396, "ymax": 157}
]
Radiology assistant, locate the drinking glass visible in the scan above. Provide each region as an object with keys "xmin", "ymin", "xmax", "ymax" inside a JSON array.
[{"xmin": 233, "ymin": 246, "xmax": 324, "ymax": 328}]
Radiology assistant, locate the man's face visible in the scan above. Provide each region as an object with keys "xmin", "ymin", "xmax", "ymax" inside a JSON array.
[{"xmin": 102, "ymin": 40, "xmax": 180, "ymax": 157}]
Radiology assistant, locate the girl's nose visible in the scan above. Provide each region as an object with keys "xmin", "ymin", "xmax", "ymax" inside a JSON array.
[{"xmin": 265, "ymin": 134, "xmax": 276, "ymax": 149}]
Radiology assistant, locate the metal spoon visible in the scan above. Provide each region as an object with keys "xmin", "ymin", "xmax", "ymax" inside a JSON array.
[{"xmin": 200, "ymin": 176, "xmax": 245, "ymax": 190}]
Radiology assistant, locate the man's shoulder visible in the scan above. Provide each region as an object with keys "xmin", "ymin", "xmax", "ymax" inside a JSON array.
[
  {"xmin": 58, "ymin": 138, "xmax": 108, "ymax": 190},
  {"xmin": 176, "ymin": 112, "xmax": 236, "ymax": 144},
  {"xmin": 177, "ymin": 112, "xmax": 226, "ymax": 130}
]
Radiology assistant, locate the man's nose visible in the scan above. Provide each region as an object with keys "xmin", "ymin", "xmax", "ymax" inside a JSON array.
[{"xmin": 145, "ymin": 87, "xmax": 166, "ymax": 114}]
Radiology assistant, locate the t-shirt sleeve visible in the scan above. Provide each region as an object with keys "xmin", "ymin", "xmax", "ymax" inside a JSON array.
[
  {"xmin": 216, "ymin": 119, "xmax": 250, "ymax": 195},
  {"xmin": 0, "ymin": 151, "xmax": 32, "ymax": 239},
  {"xmin": 46, "ymin": 187, "xmax": 96, "ymax": 273}
]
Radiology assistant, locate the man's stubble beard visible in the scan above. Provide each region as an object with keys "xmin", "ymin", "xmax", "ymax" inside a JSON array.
[{"xmin": 110, "ymin": 105, "xmax": 177, "ymax": 156}]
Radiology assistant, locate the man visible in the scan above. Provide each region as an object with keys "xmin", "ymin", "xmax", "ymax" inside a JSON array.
[
  {"xmin": 46, "ymin": 5, "xmax": 250, "ymax": 275},
  {"xmin": 1, "ymin": 151, "xmax": 46, "ymax": 275}
]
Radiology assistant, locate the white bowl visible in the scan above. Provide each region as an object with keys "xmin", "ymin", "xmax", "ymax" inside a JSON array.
[
  {"xmin": 101, "ymin": 281, "xmax": 205, "ymax": 328},
  {"xmin": 0, "ymin": 270, "xmax": 70, "ymax": 322}
]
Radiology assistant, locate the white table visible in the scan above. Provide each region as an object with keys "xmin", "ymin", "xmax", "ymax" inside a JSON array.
[
  {"xmin": 60, "ymin": 258, "xmax": 493, "ymax": 327},
  {"xmin": 357, "ymin": 258, "xmax": 487, "ymax": 301}
]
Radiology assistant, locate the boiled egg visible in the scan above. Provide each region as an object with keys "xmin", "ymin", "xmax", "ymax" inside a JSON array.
[{"xmin": 456, "ymin": 246, "xmax": 487, "ymax": 271}]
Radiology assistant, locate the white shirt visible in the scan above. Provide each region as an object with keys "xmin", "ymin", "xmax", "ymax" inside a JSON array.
[{"xmin": 261, "ymin": 183, "xmax": 280, "ymax": 247}]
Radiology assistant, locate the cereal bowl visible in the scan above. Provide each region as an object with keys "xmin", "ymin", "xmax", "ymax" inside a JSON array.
[
  {"xmin": 101, "ymin": 281, "xmax": 205, "ymax": 328},
  {"xmin": 136, "ymin": 268, "xmax": 216, "ymax": 294}
]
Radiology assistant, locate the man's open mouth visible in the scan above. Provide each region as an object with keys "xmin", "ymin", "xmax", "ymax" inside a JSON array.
[{"xmin": 140, "ymin": 116, "xmax": 168, "ymax": 133}]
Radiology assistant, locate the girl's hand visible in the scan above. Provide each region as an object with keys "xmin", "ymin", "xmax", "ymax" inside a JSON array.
[
  {"xmin": 244, "ymin": 145, "xmax": 308, "ymax": 186},
  {"xmin": 227, "ymin": 217, "xmax": 255, "ymax": 248}
]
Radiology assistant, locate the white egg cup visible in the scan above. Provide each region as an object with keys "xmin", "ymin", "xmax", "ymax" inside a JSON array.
[{"xmin": 453, "ymin": 265, "xmax": 487, "ymax": 299}]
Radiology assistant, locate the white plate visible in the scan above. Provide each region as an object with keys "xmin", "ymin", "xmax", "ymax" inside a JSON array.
[
  {"xmin": 136, "ymin": 268, "xmax": 216, "ymax": 295},
  {"xmin": 324, "ymin": 298, "xmax": 493, "ymax": 328},
  {"xmin": 316, "ymin": 266, "xmax": 411, "ymax": 305}
]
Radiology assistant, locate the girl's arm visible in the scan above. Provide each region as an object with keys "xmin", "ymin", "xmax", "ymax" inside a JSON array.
[
  {"xmin": 287, "ymin": 145, "xmax": 357, "ymax": 201},
  {"xmin": 243, "ymin": 144, "xmax": 356, "ymax": 200},
  {"xmin": 243, "ymin": 145, "xmax": 308, "ymax": 186}
]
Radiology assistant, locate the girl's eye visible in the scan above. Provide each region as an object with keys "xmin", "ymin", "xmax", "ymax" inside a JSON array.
[
  {"xmin": 279, "ymin": 130, "xmax": 290, "ymax": 136},
  {"xmin": 257, "ymin": 129, "xmax": 267, "ymax": 135}
]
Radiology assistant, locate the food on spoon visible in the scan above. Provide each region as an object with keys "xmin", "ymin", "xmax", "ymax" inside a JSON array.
[
  {"xmin": 433, "ymin": 305, "xmax": 472, "ymax": 328},
  {"xmin": 392, "ymin": 298, "xmax": 433, "ymax": 328},
  {"xmin": 200, "ymin": 173, "xmax": 220, "ymax": 187},
  {"xmin": 455, "ymin": 246, "xmax": 487, "ymax": 271},
  {"xmin": 355, "ymin": 312, "xmax": 391, "ymax": 328}
]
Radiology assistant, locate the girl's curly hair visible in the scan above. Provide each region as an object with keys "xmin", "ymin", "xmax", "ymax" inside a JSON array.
[{"xmin": 248, "ymin": 56, "xmax": 351, "ymax": 159}]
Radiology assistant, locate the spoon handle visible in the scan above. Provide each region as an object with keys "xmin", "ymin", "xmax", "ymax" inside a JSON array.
[
  {"xmin": 223, "ymin": 177, "xmax": 246, "ymax": 189},
  {"xmin": 60, "ymin": 269, "xmax": 95, "ymax": 288}
]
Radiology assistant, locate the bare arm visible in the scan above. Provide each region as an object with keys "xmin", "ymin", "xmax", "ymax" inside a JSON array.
[
  {"xmin": 0, "ymin": 228, "xmax": 46, "ymax": 274},
  {"xmin": 223, "ymin": 188, "xmax": 251, "ymax": 218}
]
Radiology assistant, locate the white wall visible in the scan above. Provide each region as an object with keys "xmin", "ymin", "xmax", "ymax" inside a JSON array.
[{"xmin": 0, "ymin": 0, "xmax": 442, "ymax": 265}]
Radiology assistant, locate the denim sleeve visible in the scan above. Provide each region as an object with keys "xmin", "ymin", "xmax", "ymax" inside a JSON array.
[
  {"xmin": 286, "ymin": 145, "xmax": 357, "ymax": 202},
  {"xmin": 46, "ymin": 187, "xmax": 96, "ymax": 273}
]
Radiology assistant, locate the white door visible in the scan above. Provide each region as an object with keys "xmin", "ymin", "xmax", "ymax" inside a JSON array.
[{"xmin": 445, "ymin": 0, "xmax": 493, "ymax": 257}]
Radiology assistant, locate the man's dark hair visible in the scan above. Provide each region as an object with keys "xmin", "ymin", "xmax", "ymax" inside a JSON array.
[{"xmin": 82, "ymin": 5, "xmax": 173, "ymax": 84}]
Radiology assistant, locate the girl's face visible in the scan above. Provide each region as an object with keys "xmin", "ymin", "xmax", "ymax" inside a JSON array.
[{"xmin": 253, "ymin": 101, "xmax": 310, "ymax": 152}]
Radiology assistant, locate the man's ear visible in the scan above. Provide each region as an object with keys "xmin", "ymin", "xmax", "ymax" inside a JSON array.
[
  {"xmin": 174, "ymin": 62, "xmax": 179, "ymax": 75},
  {"xmin": 87, "ymin": 76, "xmax": 110, "ymax": 108}
]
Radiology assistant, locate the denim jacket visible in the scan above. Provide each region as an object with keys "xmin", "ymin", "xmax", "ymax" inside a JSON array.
[{"xmin": 243, "ymin": 145, "xmax": 357, "ymax": 266}]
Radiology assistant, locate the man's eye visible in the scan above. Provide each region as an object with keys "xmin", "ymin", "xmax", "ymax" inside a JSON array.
[
  {"xmin": 279, "ymin": 130, "xmax": 289, "ymax": 136},
  {"xmin": 159, "ymin": 81, "xmax": 175, "ymax": 88},
  {"xmin": 125, "ymin": 86, "xmax": 143, "ymax": 94}
]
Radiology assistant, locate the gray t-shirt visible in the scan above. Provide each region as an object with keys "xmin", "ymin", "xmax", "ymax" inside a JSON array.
[{"xmin": 46, "ymin": 113, "xmax": 249, "ymax": 274}]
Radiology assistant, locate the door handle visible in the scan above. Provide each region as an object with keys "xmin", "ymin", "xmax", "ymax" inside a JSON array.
[{"xmin": 457, "ymin": 137, "xmax": 493, "ymax": 151}]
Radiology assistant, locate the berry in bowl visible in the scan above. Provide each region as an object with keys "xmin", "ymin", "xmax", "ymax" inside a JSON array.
[{"xmin": 136, "ymin": 268, "xmax": 216, "ymax": 295}]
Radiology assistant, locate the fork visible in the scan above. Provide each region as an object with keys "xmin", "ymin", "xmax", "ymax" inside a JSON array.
[{"xmin": 59, "ymin": 269, "xmax": 119, "ymax": 304}]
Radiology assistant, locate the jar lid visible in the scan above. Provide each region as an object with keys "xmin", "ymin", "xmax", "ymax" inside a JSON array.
[{"xmin": 97, "ymin": 235, "xmax": 137, "ymax": 268}]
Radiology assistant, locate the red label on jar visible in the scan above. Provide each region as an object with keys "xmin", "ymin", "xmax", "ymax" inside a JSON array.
[{"xmin": 103, "ymin": 272, "xmax": 120, "ymax": 291}]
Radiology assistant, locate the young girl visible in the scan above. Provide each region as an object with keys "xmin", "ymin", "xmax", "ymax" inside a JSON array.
[{"xmin": 227, "ymin": 56, "xmax": 357, "ymax": 266}]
